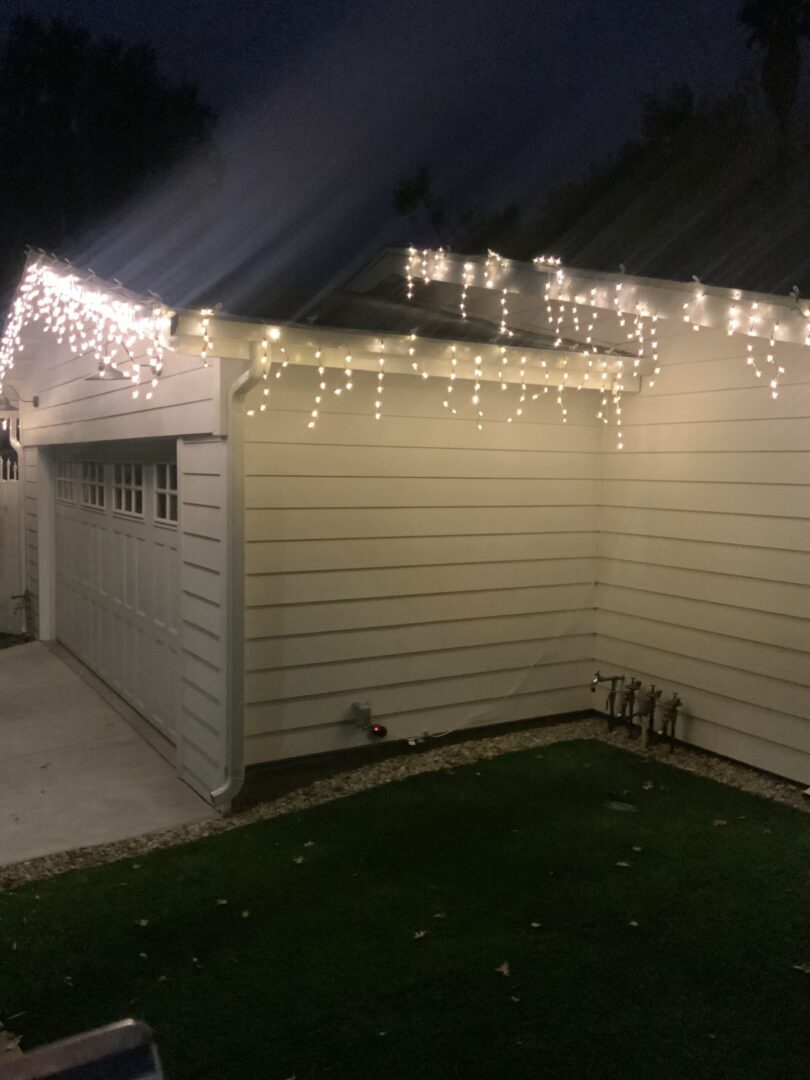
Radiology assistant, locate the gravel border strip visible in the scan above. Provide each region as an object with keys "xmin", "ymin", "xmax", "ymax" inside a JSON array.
[{"xmin": 1, "ymin": 717, "xmax": 807, "ymax": 891}]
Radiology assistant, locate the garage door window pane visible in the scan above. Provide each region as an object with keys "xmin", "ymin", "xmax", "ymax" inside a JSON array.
[
  {"xmin": 56, "ymin": 462, "xmax": 75, "ymax": 502},
  {"xmin": 81, "ymin": 462, "xmax": 105, "ymax": 509},
  {"xmin": 114, "ymin": 461, "xmax": 144, "ymax": 517},
  {"xmin": 155, "ymin": 462, "xmax": 178, "ymax": 524}
]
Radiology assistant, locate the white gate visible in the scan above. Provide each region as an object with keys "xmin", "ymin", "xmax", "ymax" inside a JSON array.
[
  {"xmin": 54, "ymin": 449, "xmax": 181, "ymax": 741},
  {"xmin": 0, "ymin": 454, "xmax": 23, "ymax": 634}
]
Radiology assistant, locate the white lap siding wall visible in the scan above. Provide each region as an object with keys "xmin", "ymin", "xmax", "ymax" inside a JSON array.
[
  {"xmin": 242, "ymin": 367, "xmax": 600, "ymax": 763},
  {"xmin": 596, "ymin": 352, "xmax": 810, "ymax": 784}
]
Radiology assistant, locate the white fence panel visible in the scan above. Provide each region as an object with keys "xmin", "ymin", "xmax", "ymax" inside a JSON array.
[{"xmin": 0, "ymin": 457, "xmax": 23, "ymax": 634}]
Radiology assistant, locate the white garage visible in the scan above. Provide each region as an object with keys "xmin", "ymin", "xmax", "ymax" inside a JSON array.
[
  {"xmin": 53, "ymin": 443, "xmax": 181, "ymax": 742},
  {"xmin": 3, "ymin": 249, "xmax": 809, "ymax": 809}
]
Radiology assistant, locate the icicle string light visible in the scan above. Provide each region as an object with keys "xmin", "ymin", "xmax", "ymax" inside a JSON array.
[
  {"xmin": 472, "ymin": 353, "xmax": 485, "ymax": 430},
  {"xmin": 0, "ymin": 259, "xmax": 172, "ymax": 399},
  {"xmin": 374, "ymin": 339, "xmax": 385, "ymax": 421},
  {"xmin": 308, "ymin": 349, "xmax": 326, "ymax": 428},
  {"xmin": 442, "ymin": 344, "xmax": 458, "ymax": 414}
]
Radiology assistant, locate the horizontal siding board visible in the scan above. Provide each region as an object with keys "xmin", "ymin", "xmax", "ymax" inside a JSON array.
[
  {"xmin": 182, "ymin": 563, "xmax": 223, "ymax": 605},
  {"xmin": 674, "ymin": 714, "xmax": 810, "ymax": 786},
  {"xmin": 181, "ymin": 681, "xmax": 224, "ymax": 732},
  {"xmin": 246, "ymin": 411, "xmax": 601, "ymax": 453},
  {"xmin": 247, "ymin": 558, "xmax": 597, "ymax": 606},
  {"xmin": 178, "ymin": 438, "xmax": 227, "ymax": 473},
  {"xmin": 602, "ymin": 450, "xmax": 810, "ymax": 486},
  {"xmin": 246, "ymin": 531, "xmax": 599, "ymax": 574},
  {"xmin": 244, "ymin": 658, "xmax": 594, "ymax": 733},
  {"xmin": 245, "ymin": 609, "xmax": 593, "ymax": 670},
  {"xmin": 598, "ymin": 556, "xmax": 810, "ymax": 619},
  {"xmin": 607, "ymin": 418, "xmax": 810, "ymax": 453},
  {"xmin": 246, "ymin": 475, "xmax": 599, "ymax": 509},
  {"xmin": 247, "ymin": 368, "xmax": 601, "ymax": 423},
  {"xmin": 183, "ymin": 650, "xmax": 225, "ymax": 701},
  {"xmin": 246, "ymin": 634, "xmax": 594, "ymax": 701},
  {"xmin": 182, "ymin": 622, "xmax": 223, "ymax": 667},
  {"xmin": 601, "ymin": 479, "xmax": 810, "ymax": 518},
  {"xmin": 246, "ymin": 582, "xmax": 597, "ymax": 639},
  {"xmin": 599, "ymin": 506, "xmax": 810, "ymax": 552},
  {"xmin": 598, "ymin": 533, "xmax": 810, "ymax": 586},
  {"xmin": 27, "ymin": 399, "xmax": 217, "ymax": 446},
  {"xmin": 29, "ymin": 365, "xmax": 212, "ymax": 417},
  {"xmin": 181, "ymin": 504, "xmax": 227, "ymax": 541},
  {"xmin": 246, "ymin": 442, "xmax": 600, "ymax": 479},
  {"xmin": 618, "ymin": 383, "xmax": 810, "ymax": 425},
  {"xmin": 246, "ymin": 506, "xmax": 598, "ymax": 542},
  {"xmin": 595, "ymin": 584, "xmax": 809, "ymax": 653},
  {"xmin": 630, "ymin": 353, "xmax": 807, "ymax": 396},
  {"xmin": 181, "ymin": 534, "xmax": 222, "ymax": 572},
  {"xmin": 181, "ymin": 474, "xmax": 226, "ymax": 507},
  {"xmin": 595, "ymin": 608, "xmax": 809, "ymax": 690},
  {"xmin": 181, "ymin": 591, "xmax": 222, "ymax": 637}
]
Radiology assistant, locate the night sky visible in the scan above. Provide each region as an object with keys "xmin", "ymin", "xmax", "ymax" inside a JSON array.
[{"xmin": 1, "ymin": 1, "xmax": 767, "ymax": 313}]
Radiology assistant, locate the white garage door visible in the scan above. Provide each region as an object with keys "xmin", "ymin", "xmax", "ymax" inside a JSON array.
[{"xmin": 54, "ymin": 446, "xmax": 181, "ymax": 742}]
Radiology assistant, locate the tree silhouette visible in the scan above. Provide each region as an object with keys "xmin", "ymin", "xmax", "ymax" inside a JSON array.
[
  {"xmin": 393, "ymin": 167, "xmax": 447, "ymax": 245},
  {"xmin": 739, "ymin": 0, "xmax": 810, "ymax": 145},
  {"xmin": 0, "ymin": 16, "xmax": 215, "ymax": 297}
]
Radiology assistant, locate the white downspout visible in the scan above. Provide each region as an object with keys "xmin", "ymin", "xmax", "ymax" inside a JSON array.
[{"xmin": 210, "ymin": 345, "xmax": 265, "ymax": 810}]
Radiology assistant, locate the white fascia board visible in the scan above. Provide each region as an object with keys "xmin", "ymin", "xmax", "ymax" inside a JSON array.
[{"xmin": 172, "ymin": 317, "xmax": 642, "ymax": 392}]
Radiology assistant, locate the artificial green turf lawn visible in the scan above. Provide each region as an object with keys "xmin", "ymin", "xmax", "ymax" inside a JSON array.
[{"xmin": 1, "ymin": 739, "xmax": 809, "ymax": 1080}]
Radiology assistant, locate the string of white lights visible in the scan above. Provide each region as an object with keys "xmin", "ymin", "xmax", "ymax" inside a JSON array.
[
  {"xmin": 471, "ymin": 353, "xmax": 485, "ymax": 430},
  {"xmin": 441, "ymin": 344, "xmax": 458, "ymax": 414},
  {"xmin": 0, "ymin": 259, "xmax": 172, "ymax": 402},
  {"xmin": 307, "ymin": 350, "xmax": 327, "ymax": 428},
  {"xmin": 374, "ymin": 339, "xmax": 385, "ymax": 421}
]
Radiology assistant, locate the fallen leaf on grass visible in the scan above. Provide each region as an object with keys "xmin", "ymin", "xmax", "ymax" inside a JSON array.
[
  {"xmin": 792, "ymin": 962, "xmax": 810, "ymax": 973},
  {"xmin": 136, "ymin": 919, "xmax": 149, "ymax": 927},
  {"xmin": 414, "ymin": 930, "xmax": 428, "ymax": 940},
  {"xmin": 433, "ymin": 912, "xmax": 447, "ymax": 919},
  {"xmin": 495, "ymin": 962, "xmax": 511, "ymax": 977},
  {"xmin": 303, "ymin": 841, "xmax": 315, "ymax": 848},
  {"xmin": 216, "ymin": 899, "xmax": 228, "ymax": 906},
  {"xmin": 605, "ymin": 801, "xmax": 638, "ymax": 813},
  {"xmin": 241, "ymin": 910, "xmax": 250, "ymax": 919},
  {"xmin": 139, "ymin": 952, "xmax": 148, "ymax": 959},
  {"xmin": 530, "ymin": 922, "xmax": 542, "ymax": 928},
  {"xmin": 293, "ymin": 856, "xmax": 305, "ymax": 865},
  {"xmin": 628, "ymin": 920, "xmax": 639, "ymax": 927},
  {"xmin": 510, "ymin": 995, "xmax": 521, "ymax": 1003},
  {"xmin": 615, "ymin": 861, "xmax": 631, "ymax": 868},
  {"xmin": 632, "ymin": 845, "xmax": 642, "ymax": 852},
  {"xmin": 712, "ymin": 819, "xmax": 728, "ymax": 827},
  {"xmin": 642, "ymin": 782, "xmax": 654, "ymax": 791}
]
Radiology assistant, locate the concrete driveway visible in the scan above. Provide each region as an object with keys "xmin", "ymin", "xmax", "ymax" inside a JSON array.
[{"xmin": 0, "ymin": 642, "xmax": 213, "ymax": 868}]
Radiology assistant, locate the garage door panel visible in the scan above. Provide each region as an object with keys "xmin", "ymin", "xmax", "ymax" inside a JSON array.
[{"xmin": 55, "ymin": 454, "xmax": 180, "ymax": 742}]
